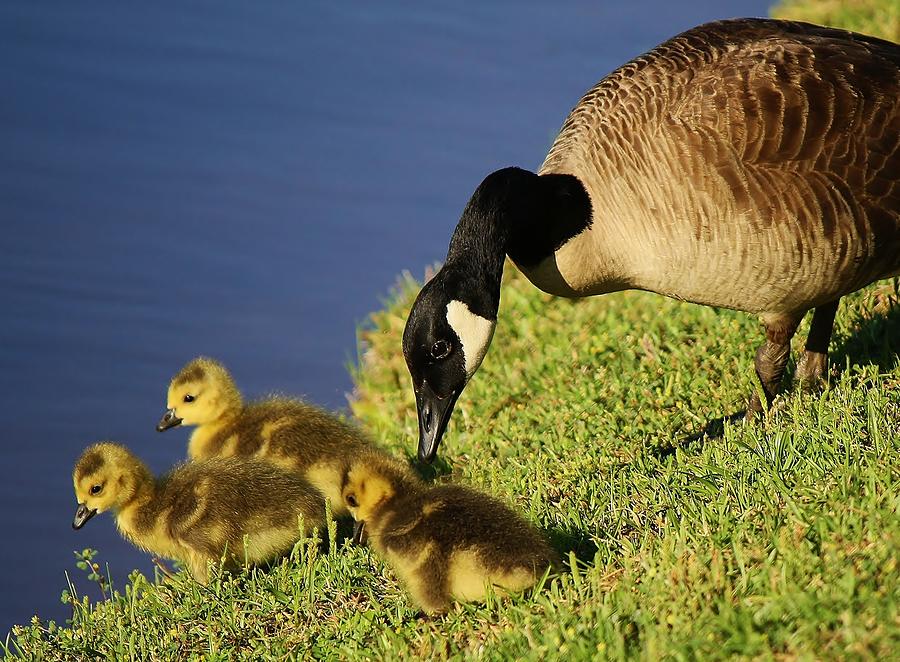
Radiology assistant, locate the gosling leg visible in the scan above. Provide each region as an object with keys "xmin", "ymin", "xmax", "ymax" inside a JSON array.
[
  {"xmin": 152, "ymin": 558, "xmax": 177, "ymax": 580},
  {"xmin": 795, "ymin": 299, "xmax": 839, "ymax": 390},
  {"xmin": 185, "ymin": 554, "xmax": 211, "ymax": 584},
  {"xmin": 748, "ymin": 313, "xmax": 802, "ymax": 414},
  {"xmin": 409, "ymin": 553, "xmax": 451, "ymax": 614}
]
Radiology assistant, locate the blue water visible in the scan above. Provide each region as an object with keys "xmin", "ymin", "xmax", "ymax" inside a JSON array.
[{"xmin": 0, "ymin": 0, "xmax": 771, "ymax": 638}]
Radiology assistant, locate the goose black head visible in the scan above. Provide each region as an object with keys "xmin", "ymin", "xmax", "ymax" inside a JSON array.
[
  {"xmin": 403, "ymin": 166, "xmax": 589, "ymax": 462},
  {"xmin": 403, "ymin": 266, "xmax": 496, "ymax": 464}
]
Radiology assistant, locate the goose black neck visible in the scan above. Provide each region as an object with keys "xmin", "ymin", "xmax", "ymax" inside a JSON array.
[{"xmin": 445, "ymin": 167, "xmax": 592, "ymax": 317}]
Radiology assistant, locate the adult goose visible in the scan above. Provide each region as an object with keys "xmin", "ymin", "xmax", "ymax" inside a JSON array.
[{"xmin": 402, "ymin": 18, "xmax": 900, "ymax": 463}]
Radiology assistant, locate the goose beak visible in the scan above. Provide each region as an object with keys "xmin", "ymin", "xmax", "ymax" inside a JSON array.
[
  {"xmin": 72, "ymin": 503, "xmax": 97, "ymax": 530},
  {"xmin": 352, "ymin": 520, "xmax": 367, "ymax": 546},
  {"xmin": 415, "ymin": 382, "xmax": 459, "ymax": 464},
  {"xmin": 156, "ymin": 408, "xmax": 182, "ymax": 432}
]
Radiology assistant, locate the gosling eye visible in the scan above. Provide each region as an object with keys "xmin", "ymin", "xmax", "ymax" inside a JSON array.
[
  {"xmin": 346, "ymin": 494, "xmax": 358, "ymax": 508},
  {"xmin": 90, "ymin": 484, "xmax": 103, "ymax": 496},
  {"xmin": 430, "ymin": 340, "xmax": 452, "ymax": 360},
  {"xmin": 183, "ymin": 394, "xmax": 195, "ymax": 403}
]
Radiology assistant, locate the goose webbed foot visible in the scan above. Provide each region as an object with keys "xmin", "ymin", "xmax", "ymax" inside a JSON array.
[
  {"xmin": 748, "ymin": 301, "xmax": 839, "ymax": 414},
  {"xmin": 795, "ymin": 300, "xmax": 839, "ymax": 393},
  {"xmin": 748, "ymin": 313, "xmax": 802, "ymax": 415},
  {"xmin": 795, "ymin": 350, "xmax": 828, "ymax": 392}
]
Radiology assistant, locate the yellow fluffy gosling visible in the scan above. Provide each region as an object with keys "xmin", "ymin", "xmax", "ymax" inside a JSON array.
[
  {"xmin": 157, "ymin": 356, "xmax": 373, "ymax": 515},
  {"xmin": 342, "ymin": 453, "xmax": 557, "ymax": 613},
  {"xmin": 72, "ymin": 442, "xmax": 324, "ymax": 583}
]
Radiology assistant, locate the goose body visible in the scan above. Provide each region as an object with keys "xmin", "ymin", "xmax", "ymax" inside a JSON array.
[
  {"xmin": 72, "ymin": 443, "xmax": 325, "ymax": 583},
  {"xmin": 157, "ymin": 357, "xmax": 374, "ymax": 515},
  {"xmin": 342, "ymin": 454, "xmax": 556, "ymax": 613},
  {"xmin": 533, "ymin": 18, "xmax": 900, "ymax": 308},
  {"xmin": 403, "ymin": 18, "xmax": 900, "ymax": 462}
]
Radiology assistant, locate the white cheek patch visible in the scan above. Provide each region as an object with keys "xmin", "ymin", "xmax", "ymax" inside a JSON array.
[{"xmin": 446, "ymin": 300, "xmax": 496, "ymax": 379}]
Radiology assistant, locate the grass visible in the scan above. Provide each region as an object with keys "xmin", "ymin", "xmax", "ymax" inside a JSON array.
[
  {"xmin": 6, "ymin": 4, "xmax": 900, "ymax": 661},
  {"xmin": 772, "ymin": 0, "xmax": 900, "ymax": 42}
]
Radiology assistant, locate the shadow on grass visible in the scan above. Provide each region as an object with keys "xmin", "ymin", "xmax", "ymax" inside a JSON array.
[
  {"xmin": 546, "ymin": 526, "xmax": 599, "ymax": 565},
  {"xmin": 334, "ymin": 517, "xmax": 358, "ymax": 547},
  {"xmin": 830, "ymin": 294, "xmax": 899, "ymax": 371},
  {"xmin": 660, "ymin": 410, "xmax": 749, "ymax": 458},
  {"xmin": 412, "ymin": 455, "xmax": 454, "ymax": 481}
]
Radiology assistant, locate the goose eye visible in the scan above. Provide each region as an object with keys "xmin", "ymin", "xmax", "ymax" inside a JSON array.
[
  {"xmin": 346, "ymin": 494, "xmax": 358, "ymax": 508},
  {"xmin": 430, "ymin": 340, "xmax": 451, "ymax": 360},
  {"xmin": 90, "ymin": 484, "xmax": 103, "ymax": 496},
  {"xmin": 183, "ymin": 394, "xmax": 195, "ymax": 403}
]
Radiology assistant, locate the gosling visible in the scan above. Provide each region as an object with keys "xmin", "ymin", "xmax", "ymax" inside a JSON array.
[
  {"xmin": 157, "ymin": 356, "xmax": 373, "ymax": 515},
  {"xmin": 342, "ymin": 454, "xmax": 557, "ymax": 613},
  {"xmin": 72, "ymin": 442, "xmax": 325, "ymax": 583}
]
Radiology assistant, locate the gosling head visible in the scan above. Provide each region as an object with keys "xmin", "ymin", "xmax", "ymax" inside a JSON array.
[
  {"xmin": 72, "ymin": 443, "xmax": 147, "ymax": 529},
  {"xmin": 403, "ymin": 272, "xmax": 496, "ymax": 464},
  {"xmin": 342, "ymin": 464, "xmax": 396, "ymax": 529},
  {"xmin": 157, "ymin": 357, "xmax": 242, "ymax": 432},
  {"xmin": 342, "ymin": 457, "xmax": 420, "ymax": 544}
]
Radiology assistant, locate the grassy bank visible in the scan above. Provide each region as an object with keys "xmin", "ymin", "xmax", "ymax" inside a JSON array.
[
  {"xmin": 772, "ymin": 0, "xmax": 900, "ymax": 42},
  {"xmin": 7, "ymin": 5, "xmax": 899, "ymax": 660}
]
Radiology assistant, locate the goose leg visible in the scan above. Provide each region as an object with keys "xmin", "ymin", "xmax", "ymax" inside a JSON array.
[
  {"xmin": 795, "ymin": 299, "xmax": 839, "ymax": 390},
  {"xmin": 748, "ymin": 314, "xmax": 802, "ymax": 414}
]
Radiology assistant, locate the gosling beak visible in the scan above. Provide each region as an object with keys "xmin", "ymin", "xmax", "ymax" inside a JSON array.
[
  {"xmin": 415, "ymin": 382, "xmax": 459, "ymax": 464},
  {"xmin": 156, "ymin": 408, "xmax": 182, "ymax": 432},
  {"xmin": 72, "ymin": 503, "xmax": 97, "ymax": 530},
  {"xmin": 352, "ymin": 520, "xmax": 367, "ymax": 546}
]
